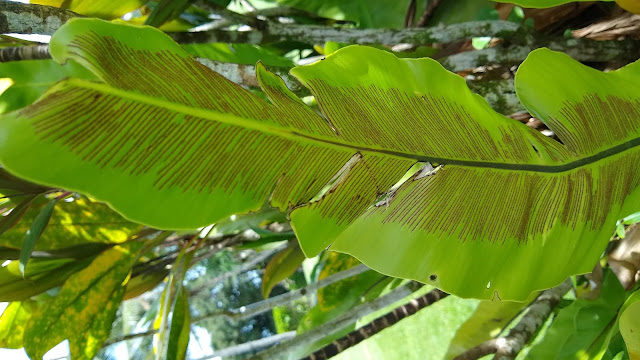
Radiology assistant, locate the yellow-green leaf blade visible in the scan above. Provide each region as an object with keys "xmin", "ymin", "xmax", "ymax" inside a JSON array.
[
  {"xmin": 23, "ymin": 242, "xmax": 142, "ymax": 359},
  {"xmin": 0, "ymin": 300, "xmax": 37, "ymax": 349}
]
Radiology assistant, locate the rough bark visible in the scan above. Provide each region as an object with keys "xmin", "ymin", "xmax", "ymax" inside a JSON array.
[
  {"xmin": 168, "ymin": 21, "xmax": 523, "ymax": 46},
  {"xmin": 0, "ymin": 2, "xmax": 78, "ymax": 35},
  {"xmin": 303, "ymin": 288, "xmax": 449, "ymax": 360}
]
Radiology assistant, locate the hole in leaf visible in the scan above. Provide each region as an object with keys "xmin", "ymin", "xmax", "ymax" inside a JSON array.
[
  {"xmin": 486, "ymin": 281, "xmax": 491, "ymax": 289},
  {"xmin": 429, "ymin": 274, "xmax": 437, "ymax": 281}
]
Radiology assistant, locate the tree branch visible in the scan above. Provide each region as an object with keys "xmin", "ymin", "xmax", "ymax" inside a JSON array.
[
  {"xmin": 103, "ymin": 264, "xmax": 372, "ymax": 348},
  {"xmin": 247, "ymin": 283, "xmax": 424, "ymax": 360},
  {"xmin": 167, "ymin": 21, "xmax": 523, "ymax": 46},
  {"xmin": 102, "ymin": 329, "xmax": 157, "ymax": 347},
  {"xmin": 453, "ymin": 279, "xmax": 573, "ymax": 360},
  {"xmin": 0, "ymin": 44, "xmax": 50, "ymax": 61},
  {"xmin": 191, "ymin": 331, "xmax": 297, "ymax": 360},
  {"xmin": 191, "ymin": 0, "xmax": 267, "ymax": 31},
  {"xmin": 439, "ymin": 38, "xmax": 640, "ymax": 72},
  {"xmin": 303, "ymin": 288, "xmax": 449, "ymax": 360},
  {"xmin": 416, "ymin": 0, "xmax": 444, "ymax": 27},
  {"xmin": 0, "ymin": 2, "xmax": 78, "ymax": 35},
  {"xmin": 189, "ymin": 244, "xmax": 285, "ymax": 296},
  {"xmin": 192, "ymin": 264, "xmax": 371, "ymax": 322}
]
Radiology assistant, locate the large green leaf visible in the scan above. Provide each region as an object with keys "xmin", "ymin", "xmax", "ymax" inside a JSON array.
[
  {"xmin": 23, "ymin": 242, "xmax": 142, "ymax": 359},
  {"xmin": 2, "ymin": 19, "xmax": 640, "ymax": 300}
]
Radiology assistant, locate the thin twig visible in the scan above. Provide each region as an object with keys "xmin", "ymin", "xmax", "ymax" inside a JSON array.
[
  {"xmin": 189, "ymin": 244, "xmax": 285, "ymax": 296},
  {"xmin": 453, "ymin": 279, "xmax": 573, "ymax": 360},
  {"xmin": 416, "ymin": 0, "xmax": 444, "ymax": 27},
  {"xmin": 101, "ymin": 264, "xmax": 371, "ymax": 348},
  {"xmin": 102, "ymin": 329, "xmax": 157, "ymax": 347},
  {"xmin": 404, "ymin": 0, "xmax": 417, "ymax": 28},
  {"xmin": 247, "ymin": 283, "xmax": 423, "ymax": 360},
  {"xmin": 192, "ymin": 264, "xmax": 371, "ymax": 322}
]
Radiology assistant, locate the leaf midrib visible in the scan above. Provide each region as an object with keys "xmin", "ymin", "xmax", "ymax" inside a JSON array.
[{"xmin": 65, "ymin": 78, "xmax": 639, "ymax": 174}]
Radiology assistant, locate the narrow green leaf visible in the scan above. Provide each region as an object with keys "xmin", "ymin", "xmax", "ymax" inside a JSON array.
[
  {"xmin": 261, "ymin": 239, "xmax": 305, "ymax": 298},
  {"xmin": 622, "ymin": 211, "xmax": 640, "ymax": 225},
  {"xmin": 167, "ymin": 286, "xmax": 190, "ymax": 360},
  {"xmin": 19, "ymin": 199, "xmax": 56, "ymax": 276},
  {"xmin": 0, "ymin": 300, "xmax": 37, "ymax": 349},
  {"xmin": 0, "ymin": 194, "xmax": 36, "ymax": 237},
  {"xmin": 123, "ymin": 270, "xmax": 170, "ymax": 301},
  {"xmin": 617, "ymin": 222, "xmax": 626, "ymax": 239},
  {"xmin": 275, "ymin": 0, "xmax": 424, "ymax": 28},
  {"xmin": 23, "ymin": 242, "xmax": 142, "ymax": 359},
  {"xmin": 0, "ymin": 169, "xmax": 48, "ymax": 194},
  {"xmin": 145, "ymin": 0, "xmax": 190, "ymax": 27},
  {"xmin": 155, "ymin": 241, "xmax": 195, "ymax": 359},
  {"xmin": 0, "ymin": 258, "xmax": 93, "ymax": 302},
  {"xmin": 620, "ymin": 301, "xmax": 640, "ymax": 360}
]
